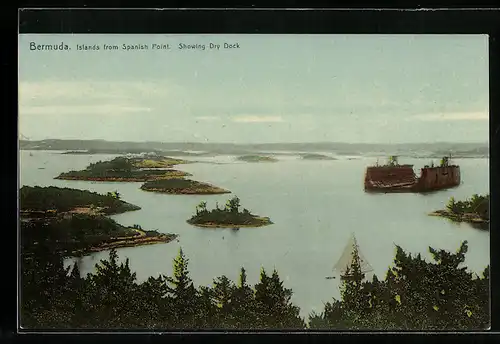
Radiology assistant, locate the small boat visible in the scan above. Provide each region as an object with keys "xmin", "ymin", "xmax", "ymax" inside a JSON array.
[
  {"xmin": 29, "ymin": 153, "xmax": 33, "ymax": 157},
  {"xmin": 326, "ymin": 233, "xmax": 373, "ymax": 280}
]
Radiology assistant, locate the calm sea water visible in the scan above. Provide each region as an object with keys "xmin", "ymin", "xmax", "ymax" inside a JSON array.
[{"xmin": 19, "ymin": 150, "xmax": 490, "ymax": 318}]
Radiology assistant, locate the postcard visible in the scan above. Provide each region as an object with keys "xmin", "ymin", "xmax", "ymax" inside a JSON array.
[{"xmin": 18, "ymin": 33, "xmax": 490, "ymax": 331}]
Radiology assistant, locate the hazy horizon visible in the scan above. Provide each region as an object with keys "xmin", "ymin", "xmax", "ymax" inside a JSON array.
[
  {"xmin": 19, "ymin": 137, "xmax": 488, "ymax": 145},
  {"xmin": 19, "ymin": 34, "xmax": 489, "ymax": 144}
]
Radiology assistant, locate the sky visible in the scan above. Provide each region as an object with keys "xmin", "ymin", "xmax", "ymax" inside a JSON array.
[{"xmin": 18, "ymin": 34, "xmax": 489, "ymax": 144}]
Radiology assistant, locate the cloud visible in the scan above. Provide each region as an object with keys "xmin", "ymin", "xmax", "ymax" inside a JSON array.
[
  {"xmin": 20, "ymin": 104, "xmax": 152, "ymax": 116},
  {"xmin": 18, "ymin": 79, "xmax": 188, "ymax": 119},
  {"xmin": 20, "ymin": 80, "xmax": 177, "ymax": 100},
  {"xmin": 411, "ymin": 111, "xmax": 488, "ymax": 122},
  {"xmin": 195, "ymin": 116, "xmax": 221, "ymax": 122},
  {"xmin": 231, "ymin": 115, "xmax": 284, "ymax": 123}
]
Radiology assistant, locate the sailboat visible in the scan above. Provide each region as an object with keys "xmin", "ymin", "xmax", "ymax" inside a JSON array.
[{"xmin": 326, "ymin": 233, "xmax": 374, "ymax": 280}]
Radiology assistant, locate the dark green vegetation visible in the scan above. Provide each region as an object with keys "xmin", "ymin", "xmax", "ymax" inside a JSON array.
[
  {"xmin": 430, "ymin": 194, "xmax": 489, "ymax": 229},
  {"xmin": 20, "ymin": 186, "xmax": 140, "ymax": 215},
  {"xmin": 21, "ymin": 240, "xmax": 488, "ymax": 330},
  {"xmin": 54, "ymin": 156, "xmax": 229, "ymax": 195},
  {"xmin": 20, "ymin": 186, "xmax": 175, "ymax": 256},
  {"xmin": 55, "ymin": 157, "xmax": 191, "ymax": 181},
  {"xmin": 21, "ymin": 217, "xmax": 176, "ymax": 257},
  {"xmin": 187, "ymin": 196, "xmax": 272, "ymax": 228},
  {"xmin": 140, "ymin": 178, "xmax": 231, "ymax": 195},
  {"xmin": 237, "ymin": 155, "xmax": 278, "ymax": 163},
  {"xmin": 300, "ymin": 153, "xmax": 337, "ymax": 160},
  {"xmin": 20, "ymin": 243, "xmax": 303, "ymax": 329},
  {"xmin": 309, "ymin": 241, "xmax": 489, "ymax": 330}
]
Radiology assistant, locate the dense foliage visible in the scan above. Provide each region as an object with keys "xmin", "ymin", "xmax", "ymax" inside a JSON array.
[
  {"xmin": 140, "ymin": 178, "xmax": 225, "ymax": 194},
  {"xmin": 445, "ymin": 194, "xmax": 489, "ymax": 220},
  {"xmin": 56, "ymin": 157, "xmax": 188, "ymax": 180},
  {"xmin": 188, "ymin": 196, "xmax": 269, "ymax": 226},
  {"xmin": 20, "ymin": 240, "xmax": 304, "ymax": 329},
  {"xmin": 20, "ymin": 186, "xmax": 139, "ymax": 213},
  {"xmin": 20, "ymin": 234, "xmax": 489, "ymax": 330},
  {"xmin": 309, "ymin": 241, "xmax": 489, "ymax": 330},
  {"xmin": 21, "ymin": 216, "xmax": 138, "ymax": 255}
]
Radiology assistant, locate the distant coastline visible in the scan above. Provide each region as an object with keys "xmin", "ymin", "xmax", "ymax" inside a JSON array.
[
  {"xmin": 19, "ymin": 139, "xmax": 489, "ymax": 159},
  {"xmin": 237, "ymin": 155, "xmax": 278, "ymax": 163}
]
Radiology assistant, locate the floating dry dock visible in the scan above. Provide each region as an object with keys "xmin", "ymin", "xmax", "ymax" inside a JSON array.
[{"xmin": 364, "ymin": 156, "xmax": 460, "ymax": 193}]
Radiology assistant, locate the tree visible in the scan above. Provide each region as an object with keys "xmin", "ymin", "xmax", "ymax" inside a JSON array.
[
  {"xmin": 164, "ymin": 247, "xmax": 198, "ymax": 327},
  {"xmin": 226, "ymin": 196, "xmax": 241, "ymax": 213},
  {"xmin": 440, "ymin": 156, "xmax": 450, "ymax": 167},
  {"xmin": 209, "ymin": 275, "xmax": 236, "ymax": 327},
  {"xmin": 84, "ymin": 249, "xmax": 140, "ymax": 328},
  {"xmin": 254, "ymin": 268, "xmax": 305, "ymax": 329},
  {"xmin": 196, "ymin": 201, "xmax": 208, "ymax": 215},
  {"xmin": 446, "ymin": 197, "xmax": 459, "ymax": 214},
  {"xmin": 229, "ymin": 267, "xmax": 257, "ymax": 328},
  {"xmin": 137, "ymin": 275, "xmax": 170, "ymax": 328},
  {"xmin": 20, "ymin": 242, "xmax": 75, "ymax": 328}
]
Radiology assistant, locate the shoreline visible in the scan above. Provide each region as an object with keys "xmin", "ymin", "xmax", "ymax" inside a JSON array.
[
  {"xmin": 55, "ymin": 176, "xmax": 153, "ymax": 182},
  {"xmin": 187, "ymin": 217, "xmax": 273, "ymax": 228},
  {"xmin": 429, "ymin": 210, "xmax": 489, "ymax": 226},
  {"xmin": 54, "ymin": 175, "xmax": 189, "ymax": 182},
  {"xmin": 81, "ymin": 233, "xmax": 178, "ymax": 255},
  {"xmin": 21, "ymin": 203, "xmax": 141, "ymax": 218},
  {"xmin": 140, "ymin": 186, "xmax": 231, "ymax": 195},
  {"xmin": 65, "ymin": 233, "xmax": 178, "ymax": 258}
]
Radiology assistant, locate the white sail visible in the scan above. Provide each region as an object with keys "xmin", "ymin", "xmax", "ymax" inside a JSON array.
[{"xmin": 333, "ymin": 234, "xmax": 373, "ymax": 275}]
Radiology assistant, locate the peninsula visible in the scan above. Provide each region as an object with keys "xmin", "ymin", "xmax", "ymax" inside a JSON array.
[
  {"xmin": 20, "ymin": 186, "xmax": 177, "ymax": 256},
  {"xmin": 20, "ymin": 185, "xmax": 141, "ymax": 216},
  {"xmin": 140, "ymin": 178, "xmax": 231, "ymax": 195},
  {"xmin": 237, "ymin": 155, "xmax": 278, "ymax": 163},
  {"xmin": 429, "ymin": 193, "xmax": 489, "ymax": 229},
  {"xmin": 55, "ymin": 156, "xmax": 191, "ymax": 182},
  {"xmin": 22, "ymin": 215, "xmax": 177, "ymax": 257},
  {"xmin": 187, "ymin": 196, "xmax": 273, "ymax": 228},
  {"xmin": 128, "ymin": 156, "xmax": 189, "ymax": 168}
]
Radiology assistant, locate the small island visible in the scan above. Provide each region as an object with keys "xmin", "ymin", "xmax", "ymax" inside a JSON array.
[
  {"xmin": 55, "ymin": 157, "xmax": 191, "ymax": 182},
  {"xmin": 140, "ymin": 178, "xmax": 231, "ymax": 195},
  {"xmin": 300, "ymin": 153, "xmax": 337, "ymax": 160},
  {"xmin": 187, "ymin": 196, "xmax": 273, "ymax": 228},
  {"xmin": 429, "ymin": 193, "xmax": 489, "ymax": 230},
  {"xmin": 237, "ymin": 155, "xmax": 278, "ymax": 163},
  {"xmin": 20, "ymin": 186, "xmax": 177, "ymax": 256}
]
